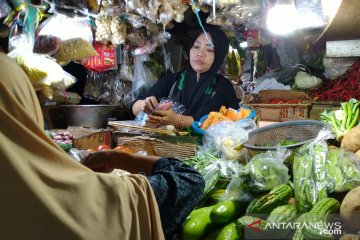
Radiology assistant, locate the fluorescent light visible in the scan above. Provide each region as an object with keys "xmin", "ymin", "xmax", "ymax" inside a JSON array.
[{"xmin": 267, "ymin": 4, "xmax": 298, "ymax": 35}]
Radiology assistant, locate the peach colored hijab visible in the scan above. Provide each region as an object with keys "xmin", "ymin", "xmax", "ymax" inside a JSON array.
[{"xmin": 0, "ymin": 53, "xmax": 164, "ymax": 240}]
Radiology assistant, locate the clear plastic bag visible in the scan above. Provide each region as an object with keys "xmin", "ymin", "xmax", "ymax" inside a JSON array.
[
  {"xmin": 135, "ymin": 97, "xmax": 186, "ymax": 125},
  {"xmin": 33, "ymin": 35, "xmax": 62, "ymax": 55},
  {"xmin": 326, "ymin": 148, "xmax": 360, "ymax": 193},
  {"xmin": 245, "ymin": 148, "xmax": 290, "ymax": 192},
  {"xmin": 323, "ymin": 57, "xmax": 358, "ymax": 80},
  {"xmin": 293, "ymin": 127, "xmax": 334, "ymax": 213},
  {"xmin": 83, "ymin": 70, "xmax": 118, "ymax": 103},
  {"xmin": 220, "ymin": 168, "xmax": 255, "ymax": 202},
  {"xmin": 202, "ymin": 121, "xmax": 249, "ymax": 162},
  {"xmin": 119, "ymin": 49, "xmax": 133, "ymax": 82},
  {"xmin": 8, "ymin": 48, "xmax": 77, "ymax": 90},
  {"xmin": 36, "ymin": 13, "xmax": 93, "ymax": 42}
]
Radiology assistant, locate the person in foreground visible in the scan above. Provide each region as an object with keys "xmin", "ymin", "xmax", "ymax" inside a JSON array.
[
  {"xmin": 0, "ymin": 52, "xmax": 205, "ymax": 240},
  {"xmin": 131, "ymin": 24, "xmax": 239, "ymax": 129}
]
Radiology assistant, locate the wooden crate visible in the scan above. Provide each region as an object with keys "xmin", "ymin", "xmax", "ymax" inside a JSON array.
[
  {"xmin": 309, "ymin": 101, "xmax": 341, "ymax": 120},
  {"xmin": 247, "ymin": 90, "xmax": 310, "ymax": 122}
]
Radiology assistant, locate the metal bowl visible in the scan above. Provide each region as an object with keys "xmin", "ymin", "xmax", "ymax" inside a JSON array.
[{"xmin": 42, "ymin": 105, "xmax": 131, "ymax": 129}]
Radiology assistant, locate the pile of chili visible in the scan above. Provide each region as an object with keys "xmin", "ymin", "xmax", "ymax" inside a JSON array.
[{"xmin": 310, "ymin": 61, "xmax": 360, "ymax": 101}]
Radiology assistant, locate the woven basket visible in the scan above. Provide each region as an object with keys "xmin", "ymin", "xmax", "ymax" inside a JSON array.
[{"xmin": 244, "ymin": 120, "xmax": 329, "ymax": 156}]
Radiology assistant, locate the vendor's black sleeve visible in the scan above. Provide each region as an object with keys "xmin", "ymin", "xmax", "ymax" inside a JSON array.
[
  {"xmin": 147, "ymin": 158, "xmax": 205, "ymax": 239},
  {"xmin": 129, "ymin": 73, "xmax": 178, "ymax": 118}
]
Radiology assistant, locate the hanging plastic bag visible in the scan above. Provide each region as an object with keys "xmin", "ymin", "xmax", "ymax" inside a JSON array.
[
  {"xmin": 8, "ymin": 48, "xmax": 77, "ymax": 91},
  {"xmin": 33, "ymin": 35, "xmax": 62, "ymax": 55},
  {"xmin": 119, "ymin": 48, "xmax": 133, "ymax": 82},
  {"xmin": 36, "ymin": 13, "xmax": 93, "ymax": 42}
]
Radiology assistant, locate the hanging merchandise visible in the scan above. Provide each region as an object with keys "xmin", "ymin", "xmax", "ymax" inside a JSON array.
[
  {"xmin": 83, "ymin": 70, "xmax": 119, "ymax": 104},
  {"xmin": 119, "ymin": 48, "xmax": 133, "ymax": 82},
  {"xmin": 94, "ymin": 9, "xmax": 127, "ymax": 47},
  {"xmin": 45, "ymin": 0, "xmax": 100, "ymax": 17},
  {"xmin": 83, "ymin": 43, "xmax": 117, "ymax": 72},
  {"xmin": 35, "ymin": 14, "xmax": 96, "ymax": 63},
  {"xmin": 53, "ymin": 38, "xmax": 97, "ymax": 64},
  {"xmin": 36, "ymin": 13, "xmax": 94, "ymax": 42},
  {"xmin": 33, "ymin": 35, "xmax": 62, "ymax": 55},
  {"xmin": 8, "ymin": 48, "xmax": 77, "ymax": 91}
]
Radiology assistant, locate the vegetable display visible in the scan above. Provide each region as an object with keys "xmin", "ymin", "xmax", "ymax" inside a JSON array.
[
  {"xmin": 182, "ymin": 112, "xmax": 360, "ymax": 239},
  {"xmin": 320, "ymin": 99, "xmax": 360, "ymax": 140}
]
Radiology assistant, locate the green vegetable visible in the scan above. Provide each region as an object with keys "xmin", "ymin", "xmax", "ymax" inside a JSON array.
[
  {"xmin": 294, "ymin": 198, "xmax": 340, "ymax": 240},
  {"xmin": 280, "ymin": 139, "xmax": 298, "ymax": 146},
  {"xmin": 267, "ymin": 205, "xmax": 297, "ymax": 223},
  {"xmin": 297, "ymin": 213, "xmax": 333, "ymax": 240},
  {"xmin": 293, "ymin": 141, "xmax": 328, "ymax": 213},
  {"xmin": 182, "ymin": 206, "xmax": 216, "ymax": 240},
  {"xmin": 245, "ymin": 153, "xmax": 290, "ymax": 192},
  {"xmin": 210, "ymin": 200, "xmax": 247, "ymax": 224},
  {"xmin": 215, "ymin": 222, "xmax": 238, "ymax": 240},
  {"xmin": 326, "ymin": 148, "xmax": 360, "ymax": 192},
  {"xmin": 309, "ymin": 198, "xmax": 340, "ymax": 216},
  {"xmin": 292, "ymin": 228, "xmax": 304, "ymax": 240},
  {"xmin": 246, "ymin": 184, "xmax": 293, "ymax": 214},
  {"xmin": 320, "ymin": 99, "xmax": 360, "ymax": 140}
]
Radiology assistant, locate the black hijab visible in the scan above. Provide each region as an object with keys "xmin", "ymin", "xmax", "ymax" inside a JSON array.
[{"xmin": 172, "ymin": 24, "xmax": 229, "ymax": 118}]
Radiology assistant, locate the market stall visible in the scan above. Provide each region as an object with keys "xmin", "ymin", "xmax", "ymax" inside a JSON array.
[{"xmin": 1, "ymin": 0, "xmax": 360, "ymax": 239}]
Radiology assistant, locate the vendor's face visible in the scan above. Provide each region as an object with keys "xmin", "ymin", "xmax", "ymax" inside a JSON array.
[{"xmin": 190, "ymin": 33, "xmax": 215, "ymax": 74}]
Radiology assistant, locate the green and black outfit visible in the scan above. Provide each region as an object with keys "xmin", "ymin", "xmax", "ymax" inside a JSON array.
[{"xmin": 131, "ymin": 24, "xmax": 239, "ymax": 121}]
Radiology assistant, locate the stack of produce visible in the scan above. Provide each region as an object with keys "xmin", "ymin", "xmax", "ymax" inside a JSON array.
[
  {"xmin": 320, "ymin": 99, "xmax": 360, "ymax": 141},
  {"xmin": 311, "ymin": 61, "xmax": 360, "ymax": 101},
  {"xmin": 181, "ymin": 125, "xmax": 360, "ymax": 239}
]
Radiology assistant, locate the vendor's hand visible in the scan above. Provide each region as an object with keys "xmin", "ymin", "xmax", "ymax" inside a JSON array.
[
  {"xmin": 147, "ymin": 109, "xmax": 180, "ymax": 127},
  {"xmin": 143, "ymin": 96, "xmax": 159, "ymax": 115},
  {"xmin": 82, "ymin": 150, "xmax": 117, "ymax": 173}
]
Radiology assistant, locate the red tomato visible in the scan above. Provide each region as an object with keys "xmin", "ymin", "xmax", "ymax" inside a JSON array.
[
  {"xmin": 113, "ymin": 146, "xmax": 134, "ymax": 154},
  {"xmin": 97, "ymin": 144, "xmax": 111, "ymax": 151}
]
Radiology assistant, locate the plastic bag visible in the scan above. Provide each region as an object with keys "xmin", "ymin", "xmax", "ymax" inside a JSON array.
[
  {"xmin": 220, "ymin": 168, "xmax": 255, "ymax": 202},
  {"xmin": 36, "ymin": 13, "xmax": 93, "ymax": 42},
  {"xmin": 83, "ymin": 70, "xmax": 119, "ymax": 104},
  {"xmin": 323, "ymin": 57, "xmax": 358, "ymax": 80},
  {"xmin": 94, "ymin": 10, "xmax": 127, "ymax": 46},
  {"xmin": 119, "ymin": 49, "xmax": 133, "ymax": 82},
  {"xmin": 293, "ymin": 127, "xmax": 334, "ymax": 213},
  {"xmin": 136, "ymin": 97, "xmax": 186, "ymax": 126},
  {"xmin": 245, "ymin": 148, "xmax": 290, "ymax": 192},
  {"xmin": 326, "ymin": 148, "xmax": 360, "ymax": 193},
  {"xmin": 33, "ymin": 35, "xmax": 62, "ymax": 55},
  {"xmin": 8, "ymin": 49, "xmax": 77, "ymax": 90},
  {"xmin": 53, "ymin": 38, "xmax": 97, "ymax": 63},
  {"xmin": 194, "ymin": 154, "xmax": 243, "ymax": 203},
  {"xmin": 202, "ymin": 121, "xmax": 249, "ymax": 162}
]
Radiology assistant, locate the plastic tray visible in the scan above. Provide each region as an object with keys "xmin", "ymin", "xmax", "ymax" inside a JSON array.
[{"xmin": 191, "ymin": 107, "xmax": 256, "ymax": 136}]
